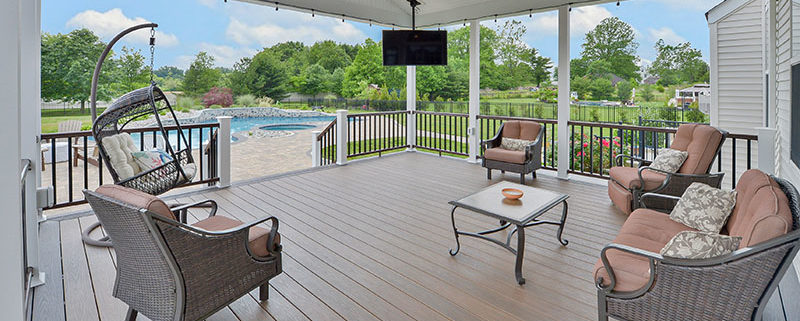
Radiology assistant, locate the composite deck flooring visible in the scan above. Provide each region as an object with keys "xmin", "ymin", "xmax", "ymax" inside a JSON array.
[{"xmin": 31, "ymin": 152, "xmax": 796, "ymax": 321}]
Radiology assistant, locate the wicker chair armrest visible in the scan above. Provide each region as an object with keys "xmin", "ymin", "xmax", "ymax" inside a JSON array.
[
  {"xmin": 615, "ymin": 154, "xmax": 651, "ymax": 167},
  {"xmin": 597, "ymin": 243, "xmax": 660, "ymax": 294},
  {"xmin": 639, "ymin": 166, "xmax": 725, "ymax": 196},
  {"xmin": 639, "ymin": 193, "xmax": 681, "ymax": 213},
  {"xmin": 154, "ymin": 215, "xmax": 281, "ymax": 257},
  {"xmin": 170, "ymin": 199, "xmax": 218, "ymax": 222}
]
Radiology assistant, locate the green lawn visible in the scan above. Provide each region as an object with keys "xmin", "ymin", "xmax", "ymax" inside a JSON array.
[{"xmin": 41, "ymin": 108, "xmax": 104, "ymax": 133}]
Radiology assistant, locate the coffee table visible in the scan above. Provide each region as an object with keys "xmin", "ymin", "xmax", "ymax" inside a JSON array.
[{"xmin": 448, "ymin": 181, "xmax": 569, "ymax": 284}]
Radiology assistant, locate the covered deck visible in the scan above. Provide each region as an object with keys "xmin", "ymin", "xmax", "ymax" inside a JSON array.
[{"xmin": 31, "ymin": 152, "xmax": 798, "ymax": 321}]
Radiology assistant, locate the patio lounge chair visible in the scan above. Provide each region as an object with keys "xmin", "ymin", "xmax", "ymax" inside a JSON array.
[
  {"xmin": 595, "ymin": 169, "xmax": 800, "ymax": 321},
  {"xmin": 481, "ymin": 120, "xmax": 543, "ymax": 184},
  {"xmin": 607, "ymin": 124, "xmax": 727, "ymax": 214},
  {"xmin": 84, "ymin": 185, "xmax": 282, "ymax": 321}
]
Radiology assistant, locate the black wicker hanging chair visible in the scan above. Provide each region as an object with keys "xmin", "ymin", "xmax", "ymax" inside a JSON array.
[
  {"xmin": 93, "ymin": 85, "xmax": 196, "ymax": 195},
  {"xmin": 82, "ymin": 23, "xmax": 206, "ymax": 247}
]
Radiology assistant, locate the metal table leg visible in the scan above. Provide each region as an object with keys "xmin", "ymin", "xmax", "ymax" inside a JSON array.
[
  {"xmin": 515, "ymin": 225, "xmax": 526, "ymax": 285},
  {"xmin": 449, "ymin": 205, "xmax": 460, "ymax": 256},
  {"xmin": 556, "ymin": 201, "xmax": 569, "ymax": 246}
]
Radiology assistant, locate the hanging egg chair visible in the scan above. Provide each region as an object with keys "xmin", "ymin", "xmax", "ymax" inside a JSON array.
[
  {"xmin": 83, "ymin": 23, "xmax": 202, "ymax": 247},
  {"xmin": 92, "ymin": 85, "xmax": 196, "ymax": 195}
]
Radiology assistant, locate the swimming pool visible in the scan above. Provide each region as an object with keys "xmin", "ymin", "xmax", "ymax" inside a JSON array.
[
  {"xmin": 260, "ymin": 124, "xmax": 317, "ymax": 131},
  {"xmin": 92, "ymin": 115, "xmax": 335, "ymax": 150}
]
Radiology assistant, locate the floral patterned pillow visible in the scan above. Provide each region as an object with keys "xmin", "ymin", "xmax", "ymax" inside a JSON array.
[
  {"xmin": 660, "ymin": 231, "xmax": 741, "ymax": 259},
  {"xmin": 650, "ymin": 148, "xmax": 689, "ymax": 172},
  {"xmin": 501, "ymin": 137, "xmax": 532, "ymax": 151},
  {"xmin": 670, "ymin": 183, "xmax": 737, "ymax": 233}
]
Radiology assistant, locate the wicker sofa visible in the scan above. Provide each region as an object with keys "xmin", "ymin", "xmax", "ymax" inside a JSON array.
[
  {"xmin": 84, "ymin": 185, "xmax": 282, "ymax": 321},
  {"xmin": 481, "ymin": 120, "xmax": 544, "ymax": 184},
  {"xmin": 595, "ymin": 169, "xmax": 800, "ymax": 321},
  {"xmin": 607, "ymin": 124, "xmax": 727, "ymax": 214}
]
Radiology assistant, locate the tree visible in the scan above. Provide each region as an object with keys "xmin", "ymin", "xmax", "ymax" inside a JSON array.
[
  {"xmin": 244, "ymin": 50, "xmax": 289, "ymax": 100},
  {"xmin": 111, "ymin": 46, "xmax": 150, "ymax": 94},
  {"xmin": 569, "ymin": 57, "xmax": 590, "ymax": 80},
  {"xmin": 524, "ymin": 48, "xmax": 552, "ymax": 87},
  {"xmin": 325, "ymin": 68, "xmax": 345, "ymax": 96},
  {"xmin": 309, "ymin": 41, "xmax": 352, "ymax": 72},
  {"xmin": 154, "ymin": 66, "xmax": 184, "ymax": 79},
  {"xmin": 41, "ymin": 28, "xmax": 110, "ymax": 111},
  {"xmin": 341, "ymin": 39, "xmax": 384, "ymax": 97},
  {"xmin": 183, "ymin": 52, "xmax": 221, "ymax": 96},
  {"xmin": 649, "ymin": 40, "xmax": 708, "ymax": 85},
  {"xmin": 640, "ymin": 85, "xmax": 655, "ymax": 101},
  {"xmin": 581, "ymin": 17, "xmax": 640, "ymax": 81},
  {"xmin": 589, "ymin": 78, "xmax": 615, "ymax": 100},
  {"xmin": 299, "ymin": 64, "xmax": 328, "ymax": 96},
  {"xmin": 616, "ymin": 81, "xmax": 633, "ymax": 102},
  {"xmin": 201, "ymin": 87, "xmax": 233, "ymax": 108},
  {"xmin": 228, "ymin": 57, "xmax": 251, "ymax": 96},
  {"xmin": 448, "ymin": 25, "xmax": 502, "ymax": 89},
  {"xmin": 571, "ymin": 77, "xmax": 592, "ymax": 99},
  {"xmin": 416, "ymin": 66, "xmax": 448, "ymax": 99}
]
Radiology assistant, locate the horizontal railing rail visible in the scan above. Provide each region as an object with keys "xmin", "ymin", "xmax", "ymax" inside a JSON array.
[
  {"xmin": 346, "ymin": 111, "xmax": 409, "ymax": 158},
  {"xmin": 40, "ymin": 122, "xmax": 221, "ymax": 209}
]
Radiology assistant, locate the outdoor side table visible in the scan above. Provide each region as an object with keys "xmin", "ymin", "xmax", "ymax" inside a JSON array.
[{"xmin": 448, "ymin": 181, "xmax": 569, "ymax": 285}]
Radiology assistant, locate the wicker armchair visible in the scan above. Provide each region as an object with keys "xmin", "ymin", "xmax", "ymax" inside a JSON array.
[
  {"xmin": 595, "ymin": 170, "xmax": 800, "ymax": 321},
  {"xmin": 481, "ymin": 121, "xmax": 543, "ymax": 184},
  {"xmin": 608, "ymin": 124, "xmax": 728, "ymax": 214},
  {"xmin": 84, "ymin": 185, "xmax": 282, "ymax": 321}
]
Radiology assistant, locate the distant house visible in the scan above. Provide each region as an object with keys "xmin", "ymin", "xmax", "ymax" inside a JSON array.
[
  {"xmin": 674, "ymin": 84, "xmax": 711, "ymax": 108},
  {"xmin": 642, "ymin": 75, "xmax": 660, "ymax": 85},
  {"xmin": 608, "ymin": 74, "xmax": 626, "ymax": 86}
]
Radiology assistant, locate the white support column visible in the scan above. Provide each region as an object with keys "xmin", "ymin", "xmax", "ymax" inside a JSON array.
[
  {"xmin": 311, "ymin": 131, "xmax": 321, "ymax": 167},
  {"xmin": 0, "ymin": 0, "xmax": 29, "ymax": 317},
  {"xmin": 557, "ymin": 5, "xmax": 571, "ymax": 180},
  {"xmin": 406, "ymin": 66, "xmax": 416, "ymax": 150},
  {"xmin": 216, "ymin": 116, "xmax": 231, "ymax": 188},
  {"xmin": 757, "ymin": 127, "xmax": 777, "ymax": 174},
  {"xmin": 468, "ymin": 20, "xmax": 481, "ymax": 163},
  {"xmin": 336, "ymin": 109, "xmax": 348, "ymax": 165}
]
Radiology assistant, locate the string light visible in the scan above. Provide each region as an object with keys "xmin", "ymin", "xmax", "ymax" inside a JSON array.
[
  {"xmin": 369, "ymin": 19, "xmax": 372, "ymax": 27},
  {"xmin": 617, "ymin": 1, "xmax": 620, "ymax": 6},
  {"xmin": 529, "ymin": 9, "xmax": 532, "ymax": 18},
  {"xmin": 311, "ymin": 10, "xmax": 314, "ymax": 17},
  {"xmin": 275, "ymin": 2, "xmax": 278, "ymax": 11},
  {"xmin": 494, "ymin": 14, "xmax": 497, "ymax": 22},
  {"xmin": 342, "ymin": 14, "xmax": 345, "ymax": 22},
  {"xmin": 463, "ymin": 19, "xmax": 466, "ymax": 27}
]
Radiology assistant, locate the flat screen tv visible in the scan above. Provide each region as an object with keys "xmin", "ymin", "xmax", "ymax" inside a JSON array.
[{"xmin": 383, "ymin": 30, "xmax": 447, "ymax": 66}]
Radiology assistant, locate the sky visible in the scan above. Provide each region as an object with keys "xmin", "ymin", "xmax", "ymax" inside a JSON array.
[{"xmin": 42, "ymin": 0, "xmax": 724, "ymax": 71}]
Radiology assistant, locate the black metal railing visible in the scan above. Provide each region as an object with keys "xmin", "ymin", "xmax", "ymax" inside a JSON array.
[
  {"xmin": 317, "ymin": 119, "xmax": 337, "ymax": 166},
  {"xmin": 415, "ymin": 111, "xmax": 469, "ymax": 156},
  {"xmin": 347, "ymin": 111, "xmax": 408, "ymax": 158},
  {"xmin": 40, "ymin": 122, "xmax": 221, "ymax": 209}
]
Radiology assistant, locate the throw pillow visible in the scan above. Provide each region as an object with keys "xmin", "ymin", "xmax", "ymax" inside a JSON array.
[
  {"xmin": 131, "ymin": 149, "xmax": 174, "ymax": 171},
  {"xmin": 501, "ymin": 137, "xmax": 532, "ymax": 151},
  {"xmin": 670, "ymin": 182, "xmax": 737, "ymax": 233},
  {"xmin": 660, "ymin": 231, "xmax": 741, "ymax": 259},
  {"xmin": 102, "ymin": 133, "xmax": 141, "ymax": 180},
  {"xmin": 650, "ymin": 148, "xmax": 688, "ymax": 172}
]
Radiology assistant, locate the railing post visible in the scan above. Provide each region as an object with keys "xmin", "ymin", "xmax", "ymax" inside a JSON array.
[
  {"xmin": 757, "ymin": 127, "xmax": 776, "ymax": 174},
  {"xmin": 467, "ymin": 20, "xmax": 480, "ymax": 163},
  {"xmin": 311, "ymin": 131, "xmax": 321, "ymax": 167},
  {"xmin": 407, "ymin": 66, "xmax": 417, "ymax": 150},
  {"xmin": 336, "ymin": 109, "xmax": 348, "ymax": 165},
  {"xmin": 216, "ymin": 116, "xmax": 231, "ymax": 188},
  {"xmin": 556, "ymin": 5, "xmax": 571, "ymax": 179}
]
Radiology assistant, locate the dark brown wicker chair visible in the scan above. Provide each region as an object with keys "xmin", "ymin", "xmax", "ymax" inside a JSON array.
[
  {"xmin": 84, "ymin": 185, "xmax": 282, "ymax": 321},
  {"xmin": 481, "ymin": 120, "xmax": 543, "ymax": 184},
  {"xmin": 608, "ymin": 124, "xmax": 728, "ymax": 214},
  {"xmin": 595, "ymin": 170, "xmax": 800, "ymax": 321}
]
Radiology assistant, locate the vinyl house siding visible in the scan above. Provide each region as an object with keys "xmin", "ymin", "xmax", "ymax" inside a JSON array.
[{"xmin": 710, "ymin": 0, "xmax": 763, "ymax": 188}]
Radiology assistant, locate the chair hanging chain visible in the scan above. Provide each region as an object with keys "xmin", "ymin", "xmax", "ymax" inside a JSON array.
[{"xmin": 149, "ymin": 27, "xmax": 156, "ymax": 84}]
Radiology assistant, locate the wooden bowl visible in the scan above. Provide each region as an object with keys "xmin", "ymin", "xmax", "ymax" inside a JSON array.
[{"xmin": 501, "ymin": 188, "xmax": 524, "ymax": 200}]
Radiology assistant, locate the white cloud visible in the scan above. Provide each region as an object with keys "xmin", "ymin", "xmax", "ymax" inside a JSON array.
[
  {"xmin": 67, "ymin": 9, "xmax": 179, "ymax": 47},
  {"xmin": 225, "ymin": 15, "xmax": 368, "ymax": 47},
  {"xmin": 196, "ymin": 0, "xmax": 218, "ymax": 8},
  {"xmin": 648, "ymin": 27, "xmax": 686, "ymax": 45},
  {"xmin": 521, "ymin": 6, "xmax": 615, "ymax": 38},
  {"xmin": 175, "ymin": 43, "xmax": 258, "ymax": 69},
  {"xmin": 651, "ymin": 0, "xmax": 723, "ymax": 12}
]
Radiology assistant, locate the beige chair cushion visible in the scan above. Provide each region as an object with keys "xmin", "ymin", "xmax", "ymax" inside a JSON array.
[
  {"xmin": 95, "ymin": 184, "xmax": 175, "ymax": 220},
  {"xmin": 660, "ymin": 231, "xmax": 741, "ymax": 259},
  {"xmin": 670, "ymin": 124, "xmax": 723, "ymax": 175},
  {"xmin": 102, "ymin": 133, "xmax": 142, "ymax": 179},
  {"xmin": 608, "ymin": 166, "xmax": 667, "ymax": 191},
  {"xmin": 725, "ymin": 169, "xmax": 794, "ymax": 247},
  {"xmin": 484, "ymin": 147, "xmax": 526, "ymax": 164},
  {"xmin": 594, "ymin": 208, "xmax": 696, "ymax": 292},
  {"xmin": 192, "ymin": 215, "xmax": 280, "ymax": 257},
  {"xmin": 501, "ymin": 121, "xmax": 541, "ymax": 141}
]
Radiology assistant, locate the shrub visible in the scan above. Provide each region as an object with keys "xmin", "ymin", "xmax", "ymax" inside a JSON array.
[
  {"xmin": 209, "ymin": 104, "xmax": 223, "ymax": 109},
  {"xmin": 80, "ymin": 123, "xmax": 92, "ymax": 131},
  {"xmin": 176, "ymin": 95, "xmax": 198, "ymax": 109},
  {"xmin": 202, "ymin": 87, "xmax": 233, "ymax": 108},
  {"xmin": 685, "ymin": 102, "xmax": 707, "ymax": 123},
  {"xmin": 590, "ymin": 108, "xmax": 601, "ymax": 122},
  {"xmin": 256, "ymin": 96, "xmax": 274, "ymax": 107},
  {"xmin": 235, "ymin": 94, "xmax": 257, "ymax": 107},
  {"xmin": 570, "ymin": 133, "xmax": 621, "ymax": 175}
]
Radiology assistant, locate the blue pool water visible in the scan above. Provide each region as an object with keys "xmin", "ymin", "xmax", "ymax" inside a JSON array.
[
  {"xmin": 93, "ymin": 116, "xmax": 334, "ymax": 150},
  {"xmin": 260, "ymin": 124, "xmax": 317, "ymax": 131}
]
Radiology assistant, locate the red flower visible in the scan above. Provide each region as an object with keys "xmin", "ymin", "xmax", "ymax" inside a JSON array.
[
  {"xmin": 576, "ymin": 152, "xmax": 584, "ymax": 157},
  {"xmin": 602, "ymin": 140, "xmax": 610, "ymax": 148},
  {"xmin": 582, "ymin": 143, "xmax": 589, "ymax": 148}
]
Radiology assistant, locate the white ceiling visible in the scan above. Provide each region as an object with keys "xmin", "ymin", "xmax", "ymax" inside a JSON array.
[{"xmin": 237, "ymin": 0, "xmax": 618, "ymax": 28}]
